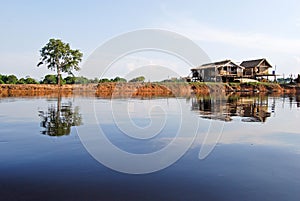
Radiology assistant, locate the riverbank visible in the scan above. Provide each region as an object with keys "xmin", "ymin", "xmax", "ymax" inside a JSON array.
[
  {"xmin": 0, "ymin": 84, "xmax": 97, "ymax": 97},
  {"xmin": 0, "ymin": 82, "xmax": 299, "ymax": 98}
]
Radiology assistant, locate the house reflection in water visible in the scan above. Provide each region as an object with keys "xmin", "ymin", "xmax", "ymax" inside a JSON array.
[
  {"xmin": 191, "ymin": 94, "xmax": 271, "ymax": 123},
  {"xmin": 284, "ymin": 94, "xmax": 300, "ymax": 109}
]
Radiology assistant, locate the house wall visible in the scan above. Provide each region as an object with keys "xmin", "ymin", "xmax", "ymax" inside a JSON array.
[
  {"xmin": 258, "ymin": 61, "xmax": 270, "ymax": 74},
  {"xmin": 244, "ymin": 68, "xmax": 253, "ymax": 76},
  {"xmin": 202, "ymin": 68, "xmax": 216, "ymax": 81}
]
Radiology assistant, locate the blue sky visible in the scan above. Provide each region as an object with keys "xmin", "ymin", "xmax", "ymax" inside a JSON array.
[{"xmin": 1, "ymin": 0, "xmax": 300, "ymax": 80}]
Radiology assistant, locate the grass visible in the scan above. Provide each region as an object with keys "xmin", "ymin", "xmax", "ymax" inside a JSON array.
[{"xmin": 228, "ymin": 81, "xmax": 279, "ymax": 87}]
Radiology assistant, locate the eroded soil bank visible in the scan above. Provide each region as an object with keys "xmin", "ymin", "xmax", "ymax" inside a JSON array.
[{"xmin": 0, "ymin": 82, "xmax": 299, "ymax": 98}]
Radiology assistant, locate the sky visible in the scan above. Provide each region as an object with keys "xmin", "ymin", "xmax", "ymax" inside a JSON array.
[{"xmin": 1, "ymin": 0, "xmax": 300, "ymax": 80}]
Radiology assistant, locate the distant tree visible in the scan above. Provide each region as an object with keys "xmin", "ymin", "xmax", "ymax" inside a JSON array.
[
  {"xmin": 129, "ymin": 76, "xmax": 145, "ymax": 82},
  {"xmin": 25, "ymin": 77, "xmax": 38, "ymax": 84},
  {"xmin": 64, "ymin": 76, "xmax": 95, "ymax": 84},
  {"xmin": 0, "ymin": 75, "xmax": 5, "ymax": 84},
  {"xmin": 0, "ymin": 74, "xmax": 6, "ymax": 84},
  {"xmin": 64, "ymin": 76, "xmax": 76, "ymax": 84},
  {"xmin": 112, "ymin": 76, "xmax": 127, "ymax": 82},
  {"xmin": 75, "ymin": 76, "xmax": 89, "ymax": 84},
  {"xmin": 99, "ymin": 78, "xmax": 111, "ymax": 83},
  {"xmin": 37, "ymin": 38, "xmax": 83, "ymax": 86},
  {"xmin": 17, "ymin": 78, "xmax": 26, "ymax": 84},
  {"xmin": 41, "ymin": 74, "xmax": 58, "ymax": 84},
  {"xmin": 17, "ymin": 76, "xmax": 38, "ymax": 84},
  {"xmin": 6, "ymin": 75, "xmax": 18, "ymax": 84}
]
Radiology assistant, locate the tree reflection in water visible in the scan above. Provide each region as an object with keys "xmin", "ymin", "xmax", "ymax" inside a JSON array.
[{"xmin": 39, "ymin": 96, "xmax": 82, "ymax": 136}]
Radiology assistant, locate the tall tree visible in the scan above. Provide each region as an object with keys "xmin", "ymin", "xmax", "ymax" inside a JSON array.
[{"xmin": 37, "ymin": 39, "xmax": 83, "ymax": 86}]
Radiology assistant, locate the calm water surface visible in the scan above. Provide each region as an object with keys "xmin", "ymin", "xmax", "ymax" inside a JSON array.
[{"xmin": 0, "ymin": 94, "xmax": 300, "ymax": 201}]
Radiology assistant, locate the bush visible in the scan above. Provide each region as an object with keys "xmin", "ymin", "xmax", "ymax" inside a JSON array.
[
  {"xmin": 74, "ymin": 76, "xmax": 89, "ymax": 84},
  {"xmin": 25, "ymin": 77, "xmax": 38, "ymax": 84},
  {"xmin": 111, "ymin": 76, "xmax": 127, "ymax": 82},
  {"xmin": 17, "ymin": 78, "xmax": 27, "ymax": 84},
  {"xmin": 64, "ymin": 76, "xmax": 76, "ymax": 84},
  {"xmin": 41, "ymin": 74, "xmax": 58, "ymax": 84},
  {"xmin": 0, "ymin": 74, "xmax": 8, "ymax": 83},
  {"xmin": 6, "ymin": 75, "xmax": 18, "ymax": 84},
  {"xmin": 99, "ymin": 78, "xmax": 111, "ymax": 83},
  {"xmin": 129, "ymin": 76, "xmax": 145, "ymax": 82}
]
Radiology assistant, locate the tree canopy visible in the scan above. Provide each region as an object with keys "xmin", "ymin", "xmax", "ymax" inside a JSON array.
[{"xmin": 37, "ymin": 38, "xmax": 83, "ymax": 86}]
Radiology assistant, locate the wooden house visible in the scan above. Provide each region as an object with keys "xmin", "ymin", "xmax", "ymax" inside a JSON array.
[
  {"xmin": 191, "ymin": 60, "xmax": 244, "ymax": 82},
  {"xmin": 240, "ymin": 58, "xmax": 274, "ymax": 80}
]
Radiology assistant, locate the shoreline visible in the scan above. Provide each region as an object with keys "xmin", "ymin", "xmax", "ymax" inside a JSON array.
[{"xmin": 0, "ymin": 82, "xmax": 299, "ymax": 98}]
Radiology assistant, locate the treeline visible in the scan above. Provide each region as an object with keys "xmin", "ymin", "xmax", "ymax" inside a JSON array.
[
  {"xmin": 0, "ymin": 74, "xmax": 38, "ymax": 84},
  {"xmin": 0, "ymin": 74, "xmax": 146, "ymax": 84}
]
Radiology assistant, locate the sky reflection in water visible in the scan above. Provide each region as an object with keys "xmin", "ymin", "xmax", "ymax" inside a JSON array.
[{"xmin": 0, "ymin": 94, "xmax": 300, "ymax": 201}]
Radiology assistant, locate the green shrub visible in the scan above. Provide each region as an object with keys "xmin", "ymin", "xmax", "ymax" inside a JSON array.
[
  {"xmin": 41, "ymin": 74, "xmax": 58, "ymax": 84},
  {"xmin": 99, "ymin": 78, "xmax": 111, "ymax": 83},
  {"xmin": 6, "ymin": 75, "xmax": 18, "ymax": 84}
]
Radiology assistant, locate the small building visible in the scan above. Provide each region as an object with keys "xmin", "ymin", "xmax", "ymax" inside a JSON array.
[
  {"xmin": 191, "ymin": 60, "xmax": 244, "ymax": 82},
  {"xmin": 240, "ymin": 58, "xmax": 274, "ymax": 80}
]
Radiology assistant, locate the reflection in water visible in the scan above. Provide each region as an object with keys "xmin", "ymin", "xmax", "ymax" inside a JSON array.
[
  {"xmin": 284, "ymin": 94, "xmax": 300, "ymax": 109},
  {"xmin": 1, "ymin": 95, "xmax": 300, "ymax": 200},
  {"xmin": 39, "ymin": 96, "xmax": 82, "ymax": 136},
  {"xmin": 191, "ymin": 94, "xmax": 271, "ymax": 122}
]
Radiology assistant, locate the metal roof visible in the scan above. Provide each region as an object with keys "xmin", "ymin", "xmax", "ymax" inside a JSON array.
[
  {"xmin": 240, "ymin": 58, "xmax": 272, "ymax": 68},
  {"xmin": 192, "ymin": 60, "xmax": 244, "ymax": 70}
]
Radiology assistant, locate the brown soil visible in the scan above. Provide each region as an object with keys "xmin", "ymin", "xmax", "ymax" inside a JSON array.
[
  {"xmin": 0, "ymin": 84, "xmax": 97, "ymax": 97},
  {"xmin": 0, "ymin": 83, "xmax": 299, "ymax": 98},
  {"xmin": 95, "ymin": 82, "xmax": 192, "ymax": 98}
]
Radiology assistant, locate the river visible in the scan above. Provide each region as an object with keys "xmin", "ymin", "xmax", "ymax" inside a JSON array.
[{"xmin": 0, "ymin": 94, "xmax": 300, "ymax": 200}]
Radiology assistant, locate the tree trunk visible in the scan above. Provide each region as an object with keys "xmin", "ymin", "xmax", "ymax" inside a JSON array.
[{"xmin": 57, "ymin": 66, "xmax": 61, "ymax": 86}]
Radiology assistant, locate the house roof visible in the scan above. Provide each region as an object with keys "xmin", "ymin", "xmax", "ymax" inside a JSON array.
[
  {"xmin": 192, "ymin": 60, "xmax": 244, "ymax": 70},
  {"xmin": 240, "ymin": 58, "xmax": 272, "ymax": 68},
  {"xmin": 201, "ymin": 60, "xmax": 232, "ymax": 67}
]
